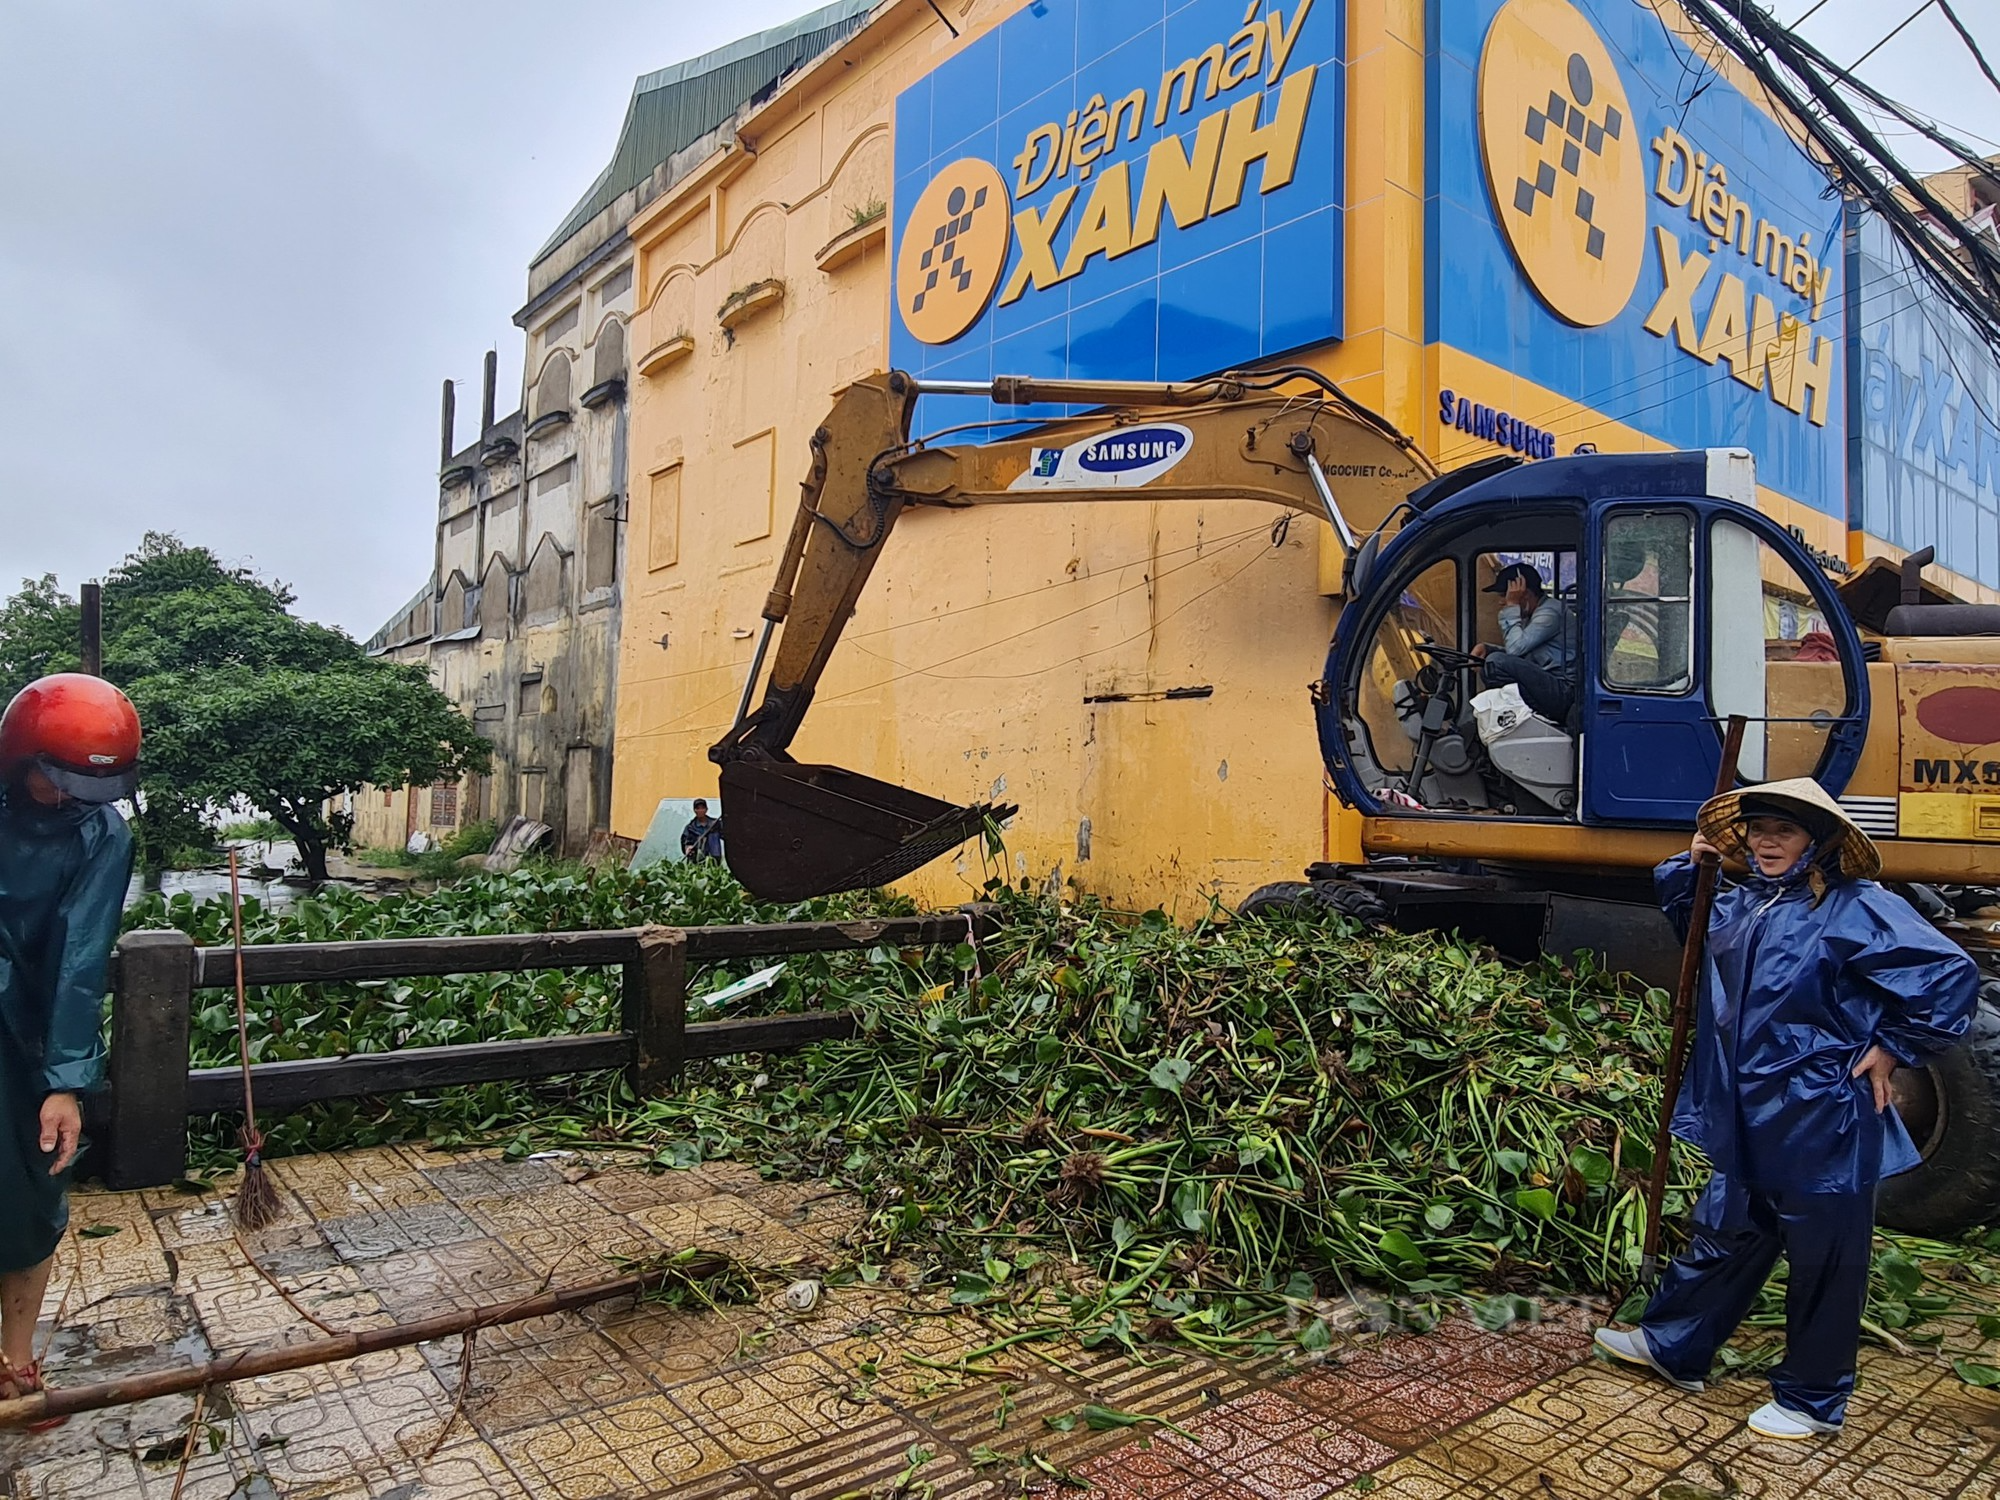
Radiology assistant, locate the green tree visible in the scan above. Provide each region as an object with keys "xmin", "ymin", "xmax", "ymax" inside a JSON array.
[
  {"xmin": 0, "ymin": 575, "xmax": 82, "ymax": 700},
  {"xmin": 0, "ymin": 536, "xmax": 488, "ymax": 882}
]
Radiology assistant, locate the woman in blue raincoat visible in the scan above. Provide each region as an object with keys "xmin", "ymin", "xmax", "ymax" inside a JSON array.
[
  {"xmin": 1595, "ymin": 777, "xmax": 1977, "ymax": 1439},
  {"xmin": 0, "ymin": 675, "xmax": 139, "ymax": 1406}
]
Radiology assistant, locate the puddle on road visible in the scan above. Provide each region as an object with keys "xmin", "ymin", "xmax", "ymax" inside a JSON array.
[
  {"xmin": 123, "ymin": 840, "xmax": 305, "ymax": 913},
  {"xmin": 4, "ymin": 1297, "xmax": 217, "ymax": 1470},
  {"xmin": 121, "ymin": 841, "xmax": 408, "ymax": 914}
]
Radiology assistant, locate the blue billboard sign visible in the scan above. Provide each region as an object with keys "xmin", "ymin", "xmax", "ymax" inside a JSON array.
[
  {"xmin": 888, "ymin": 0, "xmax": 1345, "ymax": 388},
  {"xmin": 1851, "ymin": 213, "xmax": 2000, "ymax": 589},
  {"xmin": 1430, "ymin": 0, "xmax": 1847, "ymax": 512}
]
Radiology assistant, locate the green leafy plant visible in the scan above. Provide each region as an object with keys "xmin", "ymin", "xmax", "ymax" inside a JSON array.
[{"xmin": 219, "ymin": 816, "xmax": 287, "ymax": 843}]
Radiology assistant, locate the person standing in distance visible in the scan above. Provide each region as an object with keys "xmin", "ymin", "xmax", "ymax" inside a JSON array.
[
  {"xmin": 680, "ymin": 798, "xmax": 724, "ymax": 864},
  {"xmin": 0, "ymin": 675, "xmax": 138, "ymax": 1410}
]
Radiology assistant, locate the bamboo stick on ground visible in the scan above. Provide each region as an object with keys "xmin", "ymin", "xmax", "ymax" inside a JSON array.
[{"xmin": 0, "ymin": 1262, "xmax": 714, "ymax": 1430}]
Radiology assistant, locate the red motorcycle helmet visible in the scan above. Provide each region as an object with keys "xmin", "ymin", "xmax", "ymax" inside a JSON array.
[{"xmin": 0, "ymin": 673, "xmax": 142, "ymax": 803}]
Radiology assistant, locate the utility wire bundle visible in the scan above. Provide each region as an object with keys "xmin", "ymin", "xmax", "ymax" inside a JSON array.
[{"xmin": 1675, "ymin": 0, "xmax": 2000, "ymax": 358}]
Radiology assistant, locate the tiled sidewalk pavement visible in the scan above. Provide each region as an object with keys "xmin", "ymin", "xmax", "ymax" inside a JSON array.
[{"xmin": 2, "ymin": 1146, "xmax": 1996, "ymax": 1499}]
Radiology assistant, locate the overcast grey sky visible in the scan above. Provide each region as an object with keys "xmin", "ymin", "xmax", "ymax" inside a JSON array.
[{"xmin": 0, "ymin": 0, "xmax": 1995, "ymax": 638}]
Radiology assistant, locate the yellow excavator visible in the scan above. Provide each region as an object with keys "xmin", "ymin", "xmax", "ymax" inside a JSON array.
[{"xmin": 709, "ymin": 367, "xmax": 2000, "ymax": 1234}]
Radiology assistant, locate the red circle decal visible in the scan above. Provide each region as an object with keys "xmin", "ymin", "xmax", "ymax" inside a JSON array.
[{"xmin": 1914, "ymin": 686, "xmax": 2000, "ymax": 746}]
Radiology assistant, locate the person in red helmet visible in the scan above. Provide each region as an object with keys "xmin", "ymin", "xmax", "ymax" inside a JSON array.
[{"xmin": 0, "ymin": 674, "xmax": 137, "ymax": 1408}]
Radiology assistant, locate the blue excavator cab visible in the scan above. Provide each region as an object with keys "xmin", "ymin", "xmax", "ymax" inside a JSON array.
[{"xmin": 1318, "ymin": 449, "xmax": 1869, "ymax": 827}]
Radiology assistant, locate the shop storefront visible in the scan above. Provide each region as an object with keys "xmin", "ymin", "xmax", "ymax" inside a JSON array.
[{"xmin": 611, "ymin": 0, "xmax": 1996, "ymax": 909}]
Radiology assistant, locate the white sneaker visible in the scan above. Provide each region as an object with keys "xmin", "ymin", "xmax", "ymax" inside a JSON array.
[
  {"xmin": 1746, "ymin": 1400, "xmax": 1841, "ymax": 1440},
  {"xmin": 1592, "ymin": 1326, "xmax": 1705, "ymax": 1393}
]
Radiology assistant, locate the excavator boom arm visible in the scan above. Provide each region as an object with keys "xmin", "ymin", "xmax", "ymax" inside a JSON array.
[
  {"xmin": 715, "ymin": 369, "xmax": 1432, "ymax": 762},
  {"xmin": 707, "ymin": 368, "xmax": 1432, "ymax": 900}
]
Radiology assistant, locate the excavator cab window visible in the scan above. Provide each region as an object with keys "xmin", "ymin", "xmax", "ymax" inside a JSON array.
[
  {"xmin": 1582, "ymin": 500, "xmax": 1866, "ymax": 824},
  {"xmin": 1347, "ymin": 526, "xmax": 1586, "ymax": 818},
  {"xmin": 1601, "ymin": 511, "xmax": 1695, "ymax": 694},
  {"xmin": 1355, "ymin": 558, "xmax": 1460, "ymax": 786}
]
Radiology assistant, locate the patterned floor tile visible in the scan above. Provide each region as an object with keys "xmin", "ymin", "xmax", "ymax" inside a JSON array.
[
  {"xmin": 1056, "ymin": 1343, "xmax": 1253, "ymax": 1427},
  {"xmin": 379, "ymin": 1437, "xmax": 537, "ymax": 1500},
  {"xmin": 323, "ymin": 1201, "xmax": 485, "ymax": 1262},
  {"xmin": 1216, "ymin": 1423, "xmax": 1396, "ymax": 1500},
  {"xmin": 1409, "ymin": 1427, "xmax": 1546, "ymax": 1493},
  {"xmin": 491, "ymin": 1395, "xmax": 735, "ymax": 1498},
  {"xmin": 1074, "ymin": 1439, "xmax": 1227, "ymax": 1499},
  {"xmin": 576, "ymin": 1164, "xmax": 725, "ymax": 1214},
  {"xmin": 667, "ymin": 1350, "xmax": 881, "ymax": 1460},
  {"xmin": 421, "ymin": 1153, "xmax": 565, "ymax": 1201},
  {"xmin": 448, "ymin": 1326, "xmax": 661, "ymax": 1437},
  {"xmin": 1339, "ymin": 1455, "xmax": 1503, "ymax": 1499},
  {"xmin": 13, "ymin": 1148, "xmax": 1999, "ymax": 1500},
  {"xmin": 748, "ymin": 1409, "xmax": 1000, "ymax": 1499},
  {"xmin": 1159, "ymin": 1389, "xmax": 1319, "ymax": 1466},
  {"xmin": 237, "ymin": 1349, "xmax": 459, "ymax": 1473},
  {"xmin": 627, "ymin": 1194, "xmax": 818, "ymax": 1264},
  {"xmin": 351, "ymin": 1236, "xmax": 541, "ymax": 1320}
]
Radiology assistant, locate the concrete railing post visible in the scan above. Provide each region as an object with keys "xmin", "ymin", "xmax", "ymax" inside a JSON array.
[{"xmin": 104, "ymin": 930, "xmax": 196, "ymax": 1189}]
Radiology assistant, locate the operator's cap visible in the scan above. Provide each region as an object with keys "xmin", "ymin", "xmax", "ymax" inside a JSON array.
[
  {"xmin": 1483, "ymin": 562, "xmax": 1543, "ymax": 595},
  {"xmin": 1697, "ymin": 777, "xmax": 1880, "ymax": 880}
]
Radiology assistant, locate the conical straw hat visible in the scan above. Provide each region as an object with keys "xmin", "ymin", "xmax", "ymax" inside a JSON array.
[{"xmin": 1696, "ymin": 777, "xmax": 1880, "ymax": 880}]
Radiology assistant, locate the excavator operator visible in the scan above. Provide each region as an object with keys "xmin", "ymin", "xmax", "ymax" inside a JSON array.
[{"xmin": 1471, "ymin": 562, "xmax": 1576, "ymax": 725}]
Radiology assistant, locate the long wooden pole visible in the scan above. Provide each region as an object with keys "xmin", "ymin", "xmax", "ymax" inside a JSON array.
[
  {"xmin": 1639, "ymin": 714, "xmax": 1748, "ymax": 1285},
  {"xmin": 79, "ymin": 582, "xmax": 101, "ymax": 677},
  {"xmin": 0, "ymin": 1262, "xmax": 710, "ymax": 1429}
]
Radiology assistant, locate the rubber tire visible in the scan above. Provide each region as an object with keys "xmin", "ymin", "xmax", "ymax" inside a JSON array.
[
  {"xmin": 1235, "ymin": 880, "xmax": 1389, "ymax": 925},
  {"xmin": 1876, "ymin": 990, "xmax": 2000, "ymax": 1237}
]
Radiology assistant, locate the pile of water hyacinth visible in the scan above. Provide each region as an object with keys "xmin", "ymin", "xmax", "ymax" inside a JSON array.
[
  {"xmin": 650, "ymin": 898, "xmax": 1677, "ymax": 1298},
  {"xmin": 130, "ymin": 863, "xmax": 2000, "ymax": 1375}
]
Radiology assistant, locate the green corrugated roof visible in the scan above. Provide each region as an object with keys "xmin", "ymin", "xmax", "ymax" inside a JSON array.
[{"xmin": 533, "ymin": 0, "xmax": 877, "ymax": 267}]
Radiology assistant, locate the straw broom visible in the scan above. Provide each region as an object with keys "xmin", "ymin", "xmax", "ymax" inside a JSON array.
[{"xmin": 226, "ymin": 848, "xmax": 285, "ymax": 1230}]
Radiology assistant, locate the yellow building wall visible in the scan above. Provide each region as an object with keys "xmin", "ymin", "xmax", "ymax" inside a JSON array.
[{"xmin": 349, "ymin": 786, "xmax": 412, "ymax": 851}]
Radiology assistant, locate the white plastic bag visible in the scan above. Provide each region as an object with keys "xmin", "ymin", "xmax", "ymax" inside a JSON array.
[{"xmin": 1471, "ymin": 684, "xmax": 1532, "ymax": 746}]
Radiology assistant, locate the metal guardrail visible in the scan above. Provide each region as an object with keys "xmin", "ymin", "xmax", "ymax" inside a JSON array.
[{"xmin": 102, "ymin": 908, "xmax": 996, "ymax": 1189}]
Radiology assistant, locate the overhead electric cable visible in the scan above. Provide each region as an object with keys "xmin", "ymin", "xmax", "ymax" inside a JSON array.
[
  {"xmin": 1935, "ymin": 0, "xmax": 2000, "ymax": 98},
  {"xmin": 1848, "ymin": 0, "xmax": 1934, "ymax": 72},
  {"xmin": 1765, "ymin": 12, "xmax": 2000, "ymax": 168},
  {"xmin": 1673, "ymin": 0, "xmax": 2000, "ymax": 355}
]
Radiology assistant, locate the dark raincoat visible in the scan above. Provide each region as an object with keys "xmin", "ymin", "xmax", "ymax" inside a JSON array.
[
  {"xmin": 1656, "ymin": 851, "xmax": 1977, "ymax": 1193},
  {"xmin": 0, "ymin": 790, "xmax": 132, "ymax": 1273},
  {"xmin": 1640, "ymin": 850, "xmax": 1978, "ymax": 1424}
]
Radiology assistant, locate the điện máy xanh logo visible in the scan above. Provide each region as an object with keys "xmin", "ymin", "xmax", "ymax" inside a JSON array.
[
  {"xmin": 1477, "ymin": 0, "xmax": 1836, "ymax": 428},
  {"xmin": 1642, "ymin": 124, "xmax": 1837, "ymax": 427},
  {"xmin": 895, "ymin": 0, "xmax": 1324, "ymax": 348},
  {"xmin": 1478, "ymin": 0, "xmax": 1647, "ymax": 329},
  {"xmin": 895, "ymin": 160, "xmax": 1012, "ymax": 347}
]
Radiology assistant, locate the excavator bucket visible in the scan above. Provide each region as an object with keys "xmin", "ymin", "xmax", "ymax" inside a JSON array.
[{"xmin": 719, "ymin": 761, "xmax": 1016, "ymax": 901}]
